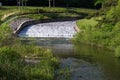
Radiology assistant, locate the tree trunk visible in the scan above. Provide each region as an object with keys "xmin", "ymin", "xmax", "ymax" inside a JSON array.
[
  {"xmin": 49, "ymin": 0, "xmax": 51, "ymax": 8},
  {"xmin": 24, "ymin": 1, "xmax": 27, "ymax": 8},
  {"xmin": 17, "ymin": 0, "xmax": 18, "ymax": 6},
  {"xmin": 17, "ymin": 0, "xmax": 20, "ymax": 10},
  {"xmin": 53, "ymin": 0, "xmax": 55, "ymax": 7},
  {"xmin": 22, "ymin": 0, "xmax": 24, "ymax": 9}
]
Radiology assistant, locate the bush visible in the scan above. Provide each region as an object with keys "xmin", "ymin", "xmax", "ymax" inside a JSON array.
[
  {"xmin": 115, "ymin": 46, "xmax": 120, "ymax": 58},
  {"xmin": 0, "ymin": 46, "xmax": 26, "ymax": 80},
  {"xmin": 0, "ymin": 47, "xmax": 21, "ymax": 62},
  {"xmin": 75, "ymin": 18, "xmax": 98, "ymax": 43},
  {"xmin": 29, "ymin": 62, "xmax": 54, "ymax": 80},
  {"xmin": 74, "ymin": 0, "xmax": 120, "ymax": 58},
  {"xmin": 0, "ymin": 45, "xmax": 60, "ymax": 80},
  {"xmin": 0, "ymin": 22, "xmax": 60, "ymax": 80}
]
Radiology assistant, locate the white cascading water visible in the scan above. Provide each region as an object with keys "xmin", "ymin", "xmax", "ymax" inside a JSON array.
[{"xmin": 18, "ymin": 21, "xmax": 77, "ymax": 38}]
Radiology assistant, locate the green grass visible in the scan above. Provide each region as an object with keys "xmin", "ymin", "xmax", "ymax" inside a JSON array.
[
  {"xmin": 75, "ymin": 17, "xmax": 120, "ymax": 58},
  {"xmin": 0, "ymin": 6, "xmax": 98, "ymax": 24},
  {"xmin": 0, "ymin": 17, "xmax": 60, "ymax": 80},
  {"xmin": 0, "ymin": 45, "xmax": 60, "ymax": 80},
  {"xmin": 77, "ymin": 18, "xmax": 98, "ymax": 30},
  {"xmin": 74, "ymin": 0, "xmax": 120, "ymax": 58},
  {"xmin": 19, "ymin": 12, "xmax": 81, "ymax": 20},
  {"xmin": 74, "ymin": 18, "xmax": 99, "ymax": 44}
]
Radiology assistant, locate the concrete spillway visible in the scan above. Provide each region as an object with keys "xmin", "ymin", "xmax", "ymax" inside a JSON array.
[{"xmin": 18, "ymin": 21, "xmax": 77, "ymax": 38}]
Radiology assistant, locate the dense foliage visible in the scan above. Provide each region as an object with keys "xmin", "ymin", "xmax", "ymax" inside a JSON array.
[
  {"xmin": 1, "ymin": 0, "xmax": 120, "ymax": 79},
  {"xmin": 75, "ymin": 0, "xmax": 120, "ymax": 57},
  {"xmin": 0, "ymin": 22, "xmax": 59, "ymax": 79}
]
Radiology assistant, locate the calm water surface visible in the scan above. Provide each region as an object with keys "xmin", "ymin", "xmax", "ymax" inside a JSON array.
[{"xmin": 22, "ymin": 38, "xmax": 120, "ymax": 80}]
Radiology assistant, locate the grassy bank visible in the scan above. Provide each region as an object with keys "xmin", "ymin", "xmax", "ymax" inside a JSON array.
[
  {"xmin": 0, "ymin": 17, "xmax": 60, "ymax": 80},
  {"xmin": 0, "ymin": 6, "xmax": 98, "ymax": 79},
  {"xmin": 74, "ymin": 0, "xmax": 120, "ymax": 58},
  {"xmin": 74, "ymin": 16, "xmax": 120, "ymax": 58},
  {"xmin": 0, "ymin": 6, "xmax": 98, "ymax": 24}
]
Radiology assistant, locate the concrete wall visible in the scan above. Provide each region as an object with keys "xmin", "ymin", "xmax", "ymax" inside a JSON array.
[
  {"xmin": 14, "ymin": 18, "xmax": 79, "ymax": 35},
  {"xmin": 74, "ymin": 22, "xmax": 80, "ymax": 33}
]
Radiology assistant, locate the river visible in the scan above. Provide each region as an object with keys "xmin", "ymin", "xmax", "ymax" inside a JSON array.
[
  {"xmin": 18, "ymin": 20, "xmax": 120, "ymax": 80},
  {"xmin": 22, "ymin": 38, "xmax": 120, "ymax": 80}
]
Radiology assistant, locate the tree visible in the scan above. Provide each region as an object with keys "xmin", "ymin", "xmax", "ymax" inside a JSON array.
[
  {"xmin": 95, "ymin": 0, "xmax": 105, "ymax": 9},
  {"xmin": 49, "ymin": 0, "xmax": 51, "ymax": 8},
  {"xmin": 23, "ymin": 0, "xmax": 28, "ymax": 7},
  {"xmin": 53, "ymin": 0, "xmax": 55, "ymax": 7},
  {"xmin": 48, "ymin": 0, "xmax": 55, "ymax": 8},
  {"xmin": 17, "ymin": 0, "xmax": 28, "ymax": 10},
  {"xmin": 17, "ymin": 0, "xmax": 21, "ymax": 9}
]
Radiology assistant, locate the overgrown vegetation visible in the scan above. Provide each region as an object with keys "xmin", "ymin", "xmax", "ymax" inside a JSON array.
[
  {"xmin": 1, "ymin": 0, "xmax": 119, "ymax": 79},
  {"xmin": 0, "ymin": 5, "xmax": 98, "ymax": 79},
  {"xmin": 75, "ymin": 0, "xmax": 120, "ymax": 58},
  {"xmin": 0, "ymin": 21, "xmax": 59, "ymax": 80}
]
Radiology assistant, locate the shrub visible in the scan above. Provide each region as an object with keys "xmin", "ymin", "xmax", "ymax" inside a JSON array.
[
  {"xmin": 0, "ymin": 46, "xmax": 26, "ymax": 80},
  {"xmin": 29, "ymin": 62, "xmax": 54, "ymax": 80},
  {"xmin": 0, "ymin": 45, "xmax": 60, "ymax": 80},
  {"xmin": 115, "ymin": 46, "xmax": 120, "ymax": 58}
]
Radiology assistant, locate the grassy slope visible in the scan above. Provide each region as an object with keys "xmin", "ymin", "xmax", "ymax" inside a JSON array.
[
  {"xmin": 0, "ymin": 6, "xmax": 98, "ymax": 23},
  {"xmin": 75, "ymin": 18, "xmax": 98, "ymax": 44},
  {"xmin": 0, "ymin": 12, "xmax": 59, "ymax": 80},
  {"xmin": 0, "ymin": 6, "xmax": 62, "ymax": 80},
  {"xmin": 77, "ymin": 18, "xmax": 98, "ymax": 30}
]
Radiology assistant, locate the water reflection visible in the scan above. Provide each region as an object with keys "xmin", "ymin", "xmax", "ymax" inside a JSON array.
[
  {"xmin": 74, "ymin": 43, "xmax": 120, "ymax": 80},
  {"xmin": 22, "ymin": 38, "xmax": 120, "ymax": 80}
]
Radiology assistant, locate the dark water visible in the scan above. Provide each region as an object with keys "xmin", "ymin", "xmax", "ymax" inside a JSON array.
[{"xmin": 22, "ymin": 38, "xmax": 120, "ymax": 80}]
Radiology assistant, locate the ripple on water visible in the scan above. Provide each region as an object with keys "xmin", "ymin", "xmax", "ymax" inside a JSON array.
[{"xmin": 56, "ymin": 58, "xmax": 105, "ymax": 80}]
